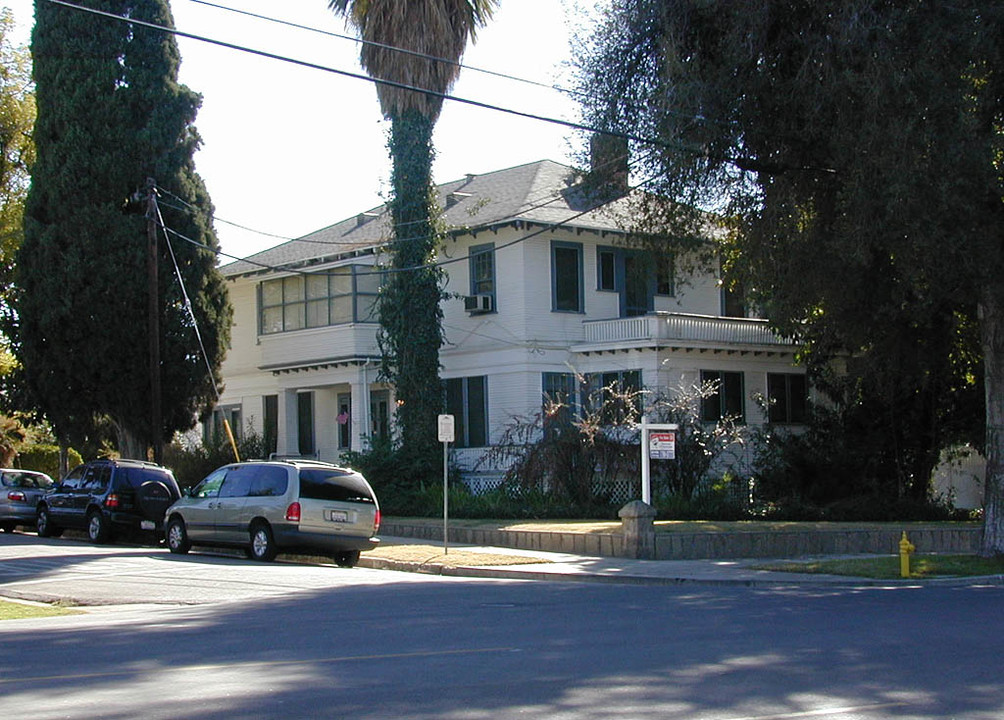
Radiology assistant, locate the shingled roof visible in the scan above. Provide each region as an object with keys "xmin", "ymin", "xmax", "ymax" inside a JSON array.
[{"xmin": 221, "ymin": 159, "xmax": 635, "ymax": 278}]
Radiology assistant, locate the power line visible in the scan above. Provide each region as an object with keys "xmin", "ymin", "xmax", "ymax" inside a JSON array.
[
  {"xmin": 187, "ymin": 0, "xmax": 580, "ymax": 101},
  {"xmin": 45, "ymin": 0, "xmax": 652, "ymax": 150},
  {"xmin": 185, "ymin": 0, "xmax": 735, "ymax": 131}
]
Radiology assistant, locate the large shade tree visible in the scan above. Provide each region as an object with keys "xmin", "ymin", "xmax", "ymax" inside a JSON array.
[
  {"xmin": 575, "ymin": 1, "xmax": 1003, "ymax": 551},
  {"xmin": 19, "ymin": 0, "xmax": 231, "ymax": 459},
  {"xmin": 328, "ymin": 0, "xmax": 497, "ymax": 472}
]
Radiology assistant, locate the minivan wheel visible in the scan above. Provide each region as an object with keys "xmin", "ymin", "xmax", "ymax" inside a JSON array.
[
  {"xmin": 166, "ymin": 518, "xmax": 191, "ymax": 554},
  {"xmin": 333, "ymin": 550, "xmax": 361, "ymax": 568},
  {"xmin": 249, "ymin": 522, "xmax": 277, "ymax": 562},
  {"xmin": 36, "ymin": 507, "xmax": 63, "ymax": 538},
  {"xmin": 87, "ymin": 511, "xmax": 111, "ymax": 544}
]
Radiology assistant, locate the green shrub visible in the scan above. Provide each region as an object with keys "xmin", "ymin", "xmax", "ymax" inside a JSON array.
[{"xmin": 16, "ymin": 444, "xmax": 83, "ymax": 479}]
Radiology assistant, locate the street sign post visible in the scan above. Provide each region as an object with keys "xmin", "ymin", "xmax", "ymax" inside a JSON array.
[{"xmin": 438, "ymin": 414, "xmax": 455, "ymax": 554}]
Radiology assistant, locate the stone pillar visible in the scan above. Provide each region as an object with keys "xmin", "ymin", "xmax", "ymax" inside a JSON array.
[{"xmin": 619, "ymin": 500, "xmax": 657, "ymax": 559}]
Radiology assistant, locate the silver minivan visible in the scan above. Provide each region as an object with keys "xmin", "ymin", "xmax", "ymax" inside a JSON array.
[{"xmin": 164, "ymin": 460, "xmax": 380, "ymax": 567}]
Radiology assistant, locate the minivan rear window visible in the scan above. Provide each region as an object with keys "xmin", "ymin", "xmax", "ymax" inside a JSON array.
[{"xmin": 299, "ymin": 468, "xmax": 375, "ymax": 504}]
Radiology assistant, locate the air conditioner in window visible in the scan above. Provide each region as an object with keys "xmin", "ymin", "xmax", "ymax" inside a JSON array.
[{"xmin": 463, "ymin": 294, "xmax": 494, "ymax": 313}]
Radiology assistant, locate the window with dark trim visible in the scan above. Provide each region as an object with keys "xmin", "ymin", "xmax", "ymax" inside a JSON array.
[
  {"xmin": 258, "ymin": 265, "xmax": 381, "ymax": 335},
  {"xmin": 205, "ymin": 405, "xmax": 242, "ymax": 445},
  {"xmin": 551, "ymin": 241, "xmax": 583, "ymax": 312},
  {"xmin": 655, "ymin": 254, "xmax": 674, "ymax": 296},
  {"xmin": 445, "ymin": 376, "xmax": 488, "ymax": 448},
  {"xmin": 700, "ymin": 370, "xmax": 745, "ymax": 422},
  {"xmin": 469, "ymin": 243, "xmax": 496, "ymax": 310},
  {"xmin": 767, "ymin": 373, "xmax": 808, "ymax": 424},
  {"xmin": 597, "ymin": 247, "xmax": 616, "ymax": 291},
  {"xmin": 584, "ymin": 369, "xmax": 642, "ymax": 424}
]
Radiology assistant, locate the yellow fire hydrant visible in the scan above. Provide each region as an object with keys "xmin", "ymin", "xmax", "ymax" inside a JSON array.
[{"xmin": 899, "ymin": 531, "xmax": 915, "ymax": 578}]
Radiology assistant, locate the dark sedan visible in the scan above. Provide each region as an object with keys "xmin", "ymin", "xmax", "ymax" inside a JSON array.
[{"xmin": 0, "ymin": 469, "xmax": 53, "ymax": 533}]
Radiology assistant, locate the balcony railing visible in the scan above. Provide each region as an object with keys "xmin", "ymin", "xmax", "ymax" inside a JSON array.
[{"xmin": 579, "ymin": 312, "xmax": 794, "ymax": 351}]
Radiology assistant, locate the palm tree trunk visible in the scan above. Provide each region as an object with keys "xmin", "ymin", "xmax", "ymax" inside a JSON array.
[{"xmin": 379, "ymin": 108, "xmax": 444, "ymax": 471}]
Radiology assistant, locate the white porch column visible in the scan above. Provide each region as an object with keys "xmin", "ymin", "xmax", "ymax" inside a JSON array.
[
  {"xmin": 350, "ymin": 364, "xmax": 372, "ymax": 452},
  {"xmin": 277, "ymin": 389, "xmax": 298, "ymax": 457}
]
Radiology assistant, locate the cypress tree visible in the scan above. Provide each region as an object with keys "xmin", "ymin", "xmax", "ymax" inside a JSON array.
[{"xmin": 18, "ymin": 0, "xmax": 231, "ymax": 458}]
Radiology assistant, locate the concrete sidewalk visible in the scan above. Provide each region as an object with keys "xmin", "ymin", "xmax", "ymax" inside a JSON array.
[{"xmin": 360, "ymin": 536, "xmax": 1004, "ymax": 588}]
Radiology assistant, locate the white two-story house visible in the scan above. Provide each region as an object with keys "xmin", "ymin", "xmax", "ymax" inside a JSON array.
[{"xmin": 212, "ymin": 154, "xmax": 803, "ymax": 481}]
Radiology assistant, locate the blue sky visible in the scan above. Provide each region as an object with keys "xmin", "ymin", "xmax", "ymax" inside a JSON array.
[{"xmin": 3, "ymin": 0, "xmax": 588, "ymax": 259}]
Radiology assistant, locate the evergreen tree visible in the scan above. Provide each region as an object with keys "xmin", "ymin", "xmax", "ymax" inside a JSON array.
[{"xmin": 18, "ymin": 0, "xmax": 231, "ymax": 458}]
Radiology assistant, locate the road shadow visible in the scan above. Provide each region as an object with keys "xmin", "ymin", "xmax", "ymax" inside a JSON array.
[{"xmin": 0, "ymin": 555, "xmax": 1002, "ymax": 719}]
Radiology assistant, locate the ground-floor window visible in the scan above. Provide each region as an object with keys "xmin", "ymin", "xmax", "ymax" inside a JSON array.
[
  {"xmin": 543, "ymin": 369, "xmax": 642, "ymax": 427},
  {"xmin": 445, "ymin": 376, "xmax": 488, "ymax": 448},
  {"xmin": 205, "ymin": 405, "xmax": 242, "ymax": 445},
  {"xmin": 700, "ymin": 370, "xmax": 745, "ymax": 422},
  {"xmin": 767, "ymin": 372, "xmax": 808, "ymax": 424},
  {"xmin": 583, "ymin": 369, "xmax": 642, "ymax": 423}
]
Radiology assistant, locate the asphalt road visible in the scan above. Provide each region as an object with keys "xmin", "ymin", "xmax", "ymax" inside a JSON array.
[{"xmin": 2, "ymin": 533, "xmax": 1003, "ymax": 719}]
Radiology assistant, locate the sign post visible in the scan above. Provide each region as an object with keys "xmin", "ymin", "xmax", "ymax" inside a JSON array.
[
  {"xmin": 640, "ymin": 417, "xmax": 678, "ymax": 504},
  {"xmin": 437, "ymin": 414, "xmax": 455, "ymax": 554}
]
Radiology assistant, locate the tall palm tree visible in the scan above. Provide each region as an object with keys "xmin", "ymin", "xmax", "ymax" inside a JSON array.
[{"xmin": 328, "ymin": 0, "xmax": 497, "ymax": 470}]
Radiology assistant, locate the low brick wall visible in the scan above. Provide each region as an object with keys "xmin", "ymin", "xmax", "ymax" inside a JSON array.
[{"xmin": 381, "ymin": 520, "xmax": 983, "ymax": 560}]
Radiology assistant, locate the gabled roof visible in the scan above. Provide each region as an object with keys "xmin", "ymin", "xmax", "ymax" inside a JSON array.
[{"xmin": 221, "ymin": 159, "xmax": 635, "ymax": 278}]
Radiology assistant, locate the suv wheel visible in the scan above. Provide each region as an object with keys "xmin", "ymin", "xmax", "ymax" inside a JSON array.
[
  {"xmin": 333, "ymin": 550, "xmax": 361, "ymax": 568},
  {"xmin": 87, "ymin": 511, "xmax": 111, "ymax": 544},
  {"xmin": 36, "ymin": 507, "xmax": 63, "ymax": 538},
  {"xmin": 249, "ymin": 522, "xmax": 277, "ymax": 562},
  {"xmin": 166, "ymin": 517, "xmax": 191, "ymax": 554}
]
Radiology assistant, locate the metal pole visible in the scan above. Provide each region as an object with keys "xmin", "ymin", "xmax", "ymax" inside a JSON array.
[
  {"xmin": 443, "ymin": 439, "xmax": 449, "ymax": 554},
  {"xmin": 146, "ymin": 178, "xmax": 162, "ymax": 464}
]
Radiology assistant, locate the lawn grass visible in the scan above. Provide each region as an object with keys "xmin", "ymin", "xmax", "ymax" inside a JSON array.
[
  {"xmin": 756, "ymin": 554, "xmax": 1004, "ymax": 580},
  {"xmin": 0, "ymin": 599, "xmax": 81, "ymax": 621}
]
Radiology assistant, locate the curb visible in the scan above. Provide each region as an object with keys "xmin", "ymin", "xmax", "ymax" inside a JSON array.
[{"xmin": 357, "ymin": 556, "xmax": 1004, "ymax": 588}]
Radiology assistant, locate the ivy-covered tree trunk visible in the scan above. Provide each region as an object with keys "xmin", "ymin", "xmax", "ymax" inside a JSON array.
[{"xmin": 379, "ymin": 109, "xmax": 445, "ymax": 471}]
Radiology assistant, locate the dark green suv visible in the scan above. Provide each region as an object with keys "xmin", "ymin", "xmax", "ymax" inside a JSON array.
[{"xmin": 37, "ymin": 459, "xmax": 181, "ymax": 544}]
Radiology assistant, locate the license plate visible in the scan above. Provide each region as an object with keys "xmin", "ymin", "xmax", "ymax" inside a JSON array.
[
  {"xmin": 140, "ymin": 520, "xmax": 155, "ymax": 531},
  {"xmin": 329, "ymin": 510, "xmax": 348, "ymax": 523}
]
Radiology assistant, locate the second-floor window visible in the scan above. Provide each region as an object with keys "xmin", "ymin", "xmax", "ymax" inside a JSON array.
[
  {"xmin": 552, "ymin": 241, "xmax": 583, "ymax": 312},
  {"xmin": 469, "ymin": 243, "xmax": 496, "ymax": 310},
  {"xmin": 258, "ymin": 265, "xmax": 381, "ymax": 335}
]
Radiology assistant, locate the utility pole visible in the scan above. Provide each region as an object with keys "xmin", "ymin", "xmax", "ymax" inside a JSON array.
[{"xmin": 146, "ymin": 178, "xmax": 162, "ymax": 464}]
